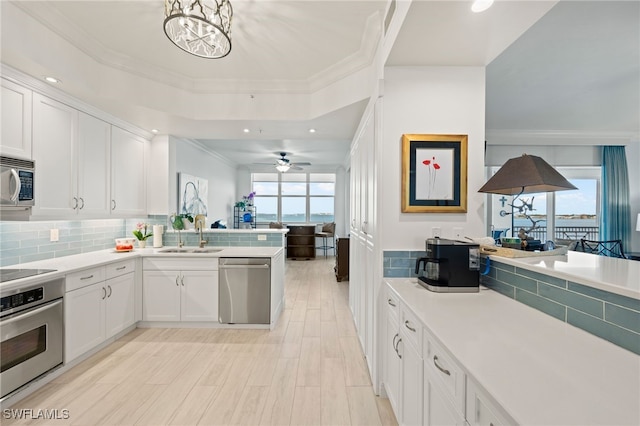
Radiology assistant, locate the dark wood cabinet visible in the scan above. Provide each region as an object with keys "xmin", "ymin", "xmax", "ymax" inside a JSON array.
[
  {"xmin": 335, "ymin": 237, "xmax": 349, "ymax": 281},
  {"xmin": 287, "ymin": 225, "xmax": 316, "ymax": 260}
]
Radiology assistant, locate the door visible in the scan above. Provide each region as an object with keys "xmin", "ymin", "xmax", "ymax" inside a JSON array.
[
  {"xmin": 105, "ymin": 273, "xmax": 135, "ymax": 338},
  {"xmin": 181, "ymin": 270, "xmax": 218, "ymax": 322},
  {"xmin": 64, "ymin": 283, "xmax": 104, "ymax": 363},
  {"xmin": 142, "ymin": 270, "xmax": 180, "ymax": 321}
]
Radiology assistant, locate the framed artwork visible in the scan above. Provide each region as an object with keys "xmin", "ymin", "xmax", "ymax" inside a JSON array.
[
  {"xmin": 401, "ymin": 134, "xmax": 468, "ymax": 213},
  {"xmin": 178, "ymin": 173, "xmax": 208, "ymax": 215}
]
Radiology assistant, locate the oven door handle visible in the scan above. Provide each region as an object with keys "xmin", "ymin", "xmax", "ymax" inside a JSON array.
[{"xmin": 0, "ymin": 299, "xmax": 63, "ymax": 324}]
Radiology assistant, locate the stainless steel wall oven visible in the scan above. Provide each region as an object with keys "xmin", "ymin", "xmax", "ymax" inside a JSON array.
[{"xmin": 1, "ymin": 276, "xmax": 64, "ymax": 400}]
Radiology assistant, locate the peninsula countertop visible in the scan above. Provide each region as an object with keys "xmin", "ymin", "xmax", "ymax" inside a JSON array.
[{"xmin": 386, "ymin": 278, "xmax": 640, "ymax": 425}]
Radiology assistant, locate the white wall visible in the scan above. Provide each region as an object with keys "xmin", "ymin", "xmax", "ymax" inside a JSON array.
[
  {"xmin": 174, "ymin": 140, "xmax": 237, "ymax": 227},
  {"xmin": 380, "ymin": 66, "xmax": 486, "ymax": 250}
]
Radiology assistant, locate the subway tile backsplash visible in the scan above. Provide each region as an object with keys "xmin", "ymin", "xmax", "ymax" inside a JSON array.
[
  {"xmin": 383, "ymin": 250, "xmax": 640, "ymax": 355},
  {"xmin": 0, "ymin": 216, "xmax": 284, "ymax": 267}
]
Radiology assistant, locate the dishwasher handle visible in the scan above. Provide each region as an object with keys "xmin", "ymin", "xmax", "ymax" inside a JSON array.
[{"xmin": 219, "ymin": 264, "xmax": 270, "ymax": 269}]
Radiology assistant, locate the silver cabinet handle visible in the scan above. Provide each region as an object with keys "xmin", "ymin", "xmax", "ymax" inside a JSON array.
[
  {"xmin": 79, "ymin": 197, "xmax": 85, "ymax": 210},
  {"xmin": 111, "ymin": 199, "xmax": 116, "ymax": 210},
  {"xmin": 396, "ymin": 338, "xmax": 402, "ymax": 359},
  {"xmin": 102, "ymin": 287, "xmax": 107, "ymax": 300},
  {"xmin": 181, "ymin": 276, "xmax": 185, "ymax": 286},
  {"xmin": 80, "ymin": 274, "xmax": 94, "ymax": 281},
  {"xmin": 175, "ymin": 275, "xmax": 179, "ymax": 286},
  {"xmin": 73, "ymin": 197, "xmax": 78, "ymax": 210},
  {"xmin": 404, "ymin": 320, "xmax": 416, "ymax": 332},
  {"xmin": 433, "ymin": 355, "xmax": 451, "ymax": 376},
  {"xmin": 116, "ymin": 266, "xmax": 126, "ymax": 271},
  {"xmin": 387, "ymin": 298, "xmax": 396, "ymax": 307},
  {"xmin": 392, "ymin": 333, "xmax": 398, "ymax": 352},
  {"xmin": 107, "ymin": 285, "xmax": 112, "ymax": 298}
]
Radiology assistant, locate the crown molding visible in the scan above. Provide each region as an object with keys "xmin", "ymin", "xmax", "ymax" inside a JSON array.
[{"xmin": 486, "ymin": 129, "xmax": 639, "ymax": 146}]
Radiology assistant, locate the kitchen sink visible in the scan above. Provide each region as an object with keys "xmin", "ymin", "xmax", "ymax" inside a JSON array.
[{"xmin": 157, "ymin": 248, "xmax": 222, "ymax": 254}]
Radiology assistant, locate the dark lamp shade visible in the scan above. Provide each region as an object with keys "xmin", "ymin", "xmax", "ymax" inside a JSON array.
[{"xmin": 478, "ymin": 154, "xmax": 577, "ymax": 195}]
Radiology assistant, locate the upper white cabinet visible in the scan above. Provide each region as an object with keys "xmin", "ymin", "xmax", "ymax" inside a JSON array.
[
  {"xmin": 110, "ymin": 126, "xmax": 146, "ymax": 216},
  {"xmin": 77, "ymin": 112, "xmax": 111, "ymax": 216},
  {"xmin": 32, "ymin": 93, "xmax": 78, "ymax": 217},
  {"xmin": 1, "ymin": 78, "xmax": 32, "ymax": 159}
]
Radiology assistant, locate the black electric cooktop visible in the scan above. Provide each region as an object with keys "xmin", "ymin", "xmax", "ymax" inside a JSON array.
[{"xmin": 0, "ymin": 268, "xmax": 57, "ymax": 283}]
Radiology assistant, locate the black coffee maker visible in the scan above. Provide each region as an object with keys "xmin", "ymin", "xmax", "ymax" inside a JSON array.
[{"xmin": 415, "ymin": 238, "xmax": 480, "ymax": 292}]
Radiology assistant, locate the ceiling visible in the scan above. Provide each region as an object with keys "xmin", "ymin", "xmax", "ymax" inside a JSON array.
[{"xmin": 1, "ymin": 1, "xmax": 637, "ymax": 168}]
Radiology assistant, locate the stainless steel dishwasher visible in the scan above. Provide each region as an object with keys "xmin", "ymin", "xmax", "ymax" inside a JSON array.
[{"xmin": 219, "ymin": 258, "xmax": 271, "ymax": 324}]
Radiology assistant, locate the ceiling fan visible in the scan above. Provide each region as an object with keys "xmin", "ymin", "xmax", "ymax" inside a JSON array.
[{"xmin": 255, "ymin": 152, "xmax": 311, "ymax": 172}]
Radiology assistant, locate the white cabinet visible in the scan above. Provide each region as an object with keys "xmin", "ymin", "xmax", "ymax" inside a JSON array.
[
  {"xmin": 65, "ymin": 260, "xmax": 135, "ymax": 363},
  {"xmin": 1, "ymin": 78, "xmax": 32, "ymax": 159},
  {"xmin": 142, "ymin": 258, "xmax": 218, "ymax": 322},
  {"xmin": 466, "ymin": 379, "xmax": 514, "ymax": 426},
  {"xmin": 77, "ymin": 112, "xmax": 111, "ymax": 216},
  {"xmin": 384, "ymin": 292, "xmax": 401, "ymax": 414},
  {"xmin": 424, "ymin": 372, "xmax": 466, "ymax": 426},
  {"xmin": 32, "ymin": 93, "xmax": 77, "ymax": 217},
  {"xmin": 110, "ymin": 126, "xmax": 146, "ymax": 216}
]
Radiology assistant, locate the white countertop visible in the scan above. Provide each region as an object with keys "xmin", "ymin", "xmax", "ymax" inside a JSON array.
[
  {"xmin": 386, "ymin": 278, "xmax": 640, "ymax": 425},
  {"xmin": 0, "ymin": 246, "xmax": 284, "ymax": 292},
  {"xmin": 487, "ymin": 250, "xmax": 640, "ymax": 299},
  {"xmin": 166, "ymin": 229, "xmax": 289, "ymax": 234}
]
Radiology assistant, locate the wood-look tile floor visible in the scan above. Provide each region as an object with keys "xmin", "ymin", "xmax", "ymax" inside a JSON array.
[{"xmin": 7, "ymin": 257, "xmax": 398, "ymax": 426}]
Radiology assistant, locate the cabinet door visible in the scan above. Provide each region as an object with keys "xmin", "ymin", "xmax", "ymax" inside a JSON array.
[
  {"xmin": 399, "ymin": 335, "xmax": 423, "ymax": 426},
  {"xmin": 105, "ymin": 273, "xmax": 135, "ymax": 338},
  {"xmin": 32, "ymin": 93, "xmax": 78, "ymax": 216},
  {"xmin": 181, "ymin": 270, "xmax": 218, "ymax": 321},
  {"xmin": 77, "ymin": 112, "xmax": 110, "ymax": 216},
  {"xmin": 65, "ymin": 283, "xmax": 105, "ymax": 363},
  {"xmin": 1, "ymin": 78, "xmax": 32, "ymax": 159},
  {"xmin": 142, "ymin": 270, "xmax": 181, "ymax": 321},
  {"xmin": 111, "ymin": 126, "xmax": 146, "ymax": 216},
  {"xmin": 424, "ymin": 371, "xmax": 465, "ymax": 426},
  {"xmin": 385, "ymin": 315, "xmax": 401, "ymax": 418}
]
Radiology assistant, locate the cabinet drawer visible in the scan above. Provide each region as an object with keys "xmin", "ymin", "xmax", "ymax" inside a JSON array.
[
  {"xmin": 423, "ymin": 328, "xmax": 465, "ymax": 413},
  {"xmin": 66, "ymin": 266, "xmax": 106, "ymax": 292},
  {"xmin": 385, "ymin": 289, "xmax": 399, "ymax": 321},
  {"xmin": 400, "ymin": 304, "xmax": 422, "ymax": 355},
  {"xmin": 106, "ymin": 259, "xmax": 135, "ymax": 279}
]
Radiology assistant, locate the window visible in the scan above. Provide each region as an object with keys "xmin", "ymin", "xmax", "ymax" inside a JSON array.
[
  {"xmin": 488, "ymin": 167, "xmax": 600, "ymax": 242},
  {"xmin": 251, "ymin": 172, "xmax": 335, "ymax": 223}
]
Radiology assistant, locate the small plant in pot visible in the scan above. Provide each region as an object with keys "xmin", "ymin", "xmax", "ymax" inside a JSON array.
[{"xmin": 170, "ymin": 213, "xmax": 194, "ymax": 247}]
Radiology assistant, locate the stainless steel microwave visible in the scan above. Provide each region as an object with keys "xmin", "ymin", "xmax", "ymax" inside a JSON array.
[{"xmin": 1, "ymin": 156, "xmax": 35, "ymax": 211}]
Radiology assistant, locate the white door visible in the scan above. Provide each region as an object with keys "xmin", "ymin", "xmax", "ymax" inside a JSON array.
[
  {"xmin": 32, "ymin": 93, "xmax": 78, "ymax": 216},
  {"xmin": 385, "ymin": 315, "xmax": 401, "ymax": 417},
  {"xmin": 105, "ymin": 273, "xmax": 135, "ymax": 338},
  {"xmin": 181, "ymin": 270, "xmax": 218, "ymax": 321},
  {"xmin": 424, "ymin": 372, "xmax": 465, "ymax": 426},
  {"xmin": 111, "ymin": 126, "xmax": 146, "ymax": 216},
  {"xmin": 1, "ymin": 78, "xmax": 32, "ymax": 159},
  {"xmin": 399, "ymin": 336, "xmax": 423, "ymax": 426},
  {"xmin": 64, "ymin": 283, "xmax": 105, "ymax": 363},
  {"xmin": 77, "ymin": 112, "xmax": 111, "ymax": 217},
  {"xmin": 142, "ymin": 271, "xmax": 181, "ymax": 321}
]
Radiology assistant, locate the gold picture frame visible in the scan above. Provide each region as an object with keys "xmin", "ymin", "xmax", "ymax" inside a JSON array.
[{"xmin": 401, "ymin": 134, "xmax": 468, "ymax": 213}]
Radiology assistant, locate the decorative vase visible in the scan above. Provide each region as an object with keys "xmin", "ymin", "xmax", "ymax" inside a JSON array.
[{"xmin": 138, "ymin": 240, "xmax": 147, "ymax": 248}]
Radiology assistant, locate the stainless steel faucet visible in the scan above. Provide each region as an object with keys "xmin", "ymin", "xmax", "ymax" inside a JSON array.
[{"xmin": 195, "ymin": 214, "xmax": 208, "ymax": 248}]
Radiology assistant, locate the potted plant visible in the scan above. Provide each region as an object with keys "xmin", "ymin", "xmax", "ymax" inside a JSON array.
[
  {"xmin": 132, "ymin": 222, "xmax": 153, "ymax": 248},
  {"xmin": 170, "ymin": 213, "xmax": 194, "ymax": 230}
]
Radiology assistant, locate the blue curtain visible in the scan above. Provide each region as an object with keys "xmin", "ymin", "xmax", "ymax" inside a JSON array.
[{"xmin": 600, "ymin": 146, "xmax": 632, "ymax": 252}]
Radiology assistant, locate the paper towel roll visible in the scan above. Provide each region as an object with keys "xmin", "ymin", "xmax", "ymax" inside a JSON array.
[{"xmin": 153, "ymin": 225, "xmax": 164, "ymax": 248}]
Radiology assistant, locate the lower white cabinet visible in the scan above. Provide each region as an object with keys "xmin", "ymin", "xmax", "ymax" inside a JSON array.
[
  {"xmin": 399, "ymin": 331, "xmax": 423, "ymax": 426},
  {"xmin": 142, "ymin": 259, "xmax": 218, "ymax": 322},
  {"xmin": 466, "ymin": 379, "xmax": 514, "ymax": 426},
  {"xmin": 65, "ymin": 261, "xmax": 135, "ymax": 363},
  {"xmin": 424, "ymin": 371, "xmax": 466, "ymax": 426}
]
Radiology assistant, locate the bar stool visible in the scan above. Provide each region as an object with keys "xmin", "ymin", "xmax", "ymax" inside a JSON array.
[{"xmin": 315, "ymin": 222, "xmax": 335, "ymax": 257}]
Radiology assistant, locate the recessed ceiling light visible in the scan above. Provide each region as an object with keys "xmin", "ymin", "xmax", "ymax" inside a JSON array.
[
  {"xmin": 151, "ymin": 129, "xmax": 159, "ymax": 133},
  {"xmin": 44, "ymin": 76, "xmax": 60, "ymax": 83},
  {"xmin": 309, "ymin": 128, "xmax": 316, "ymax": 133},
  {"xmin": 471, "ymin": 0, "xmax": 493, "ymax": 13},
  {"xmin": 243, "ymin": 128, "xmax": 250, "ymax": 133}
]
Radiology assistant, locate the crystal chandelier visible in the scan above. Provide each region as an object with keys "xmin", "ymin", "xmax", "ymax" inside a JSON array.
[{"xmin": 164, "ymin": 0, "xmax": 233, "ymax": 59}]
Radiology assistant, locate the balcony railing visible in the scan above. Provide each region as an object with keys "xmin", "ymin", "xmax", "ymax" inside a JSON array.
[{"xmin": 523, "ymin": 226, "xmax": 599, "ymax": 242}]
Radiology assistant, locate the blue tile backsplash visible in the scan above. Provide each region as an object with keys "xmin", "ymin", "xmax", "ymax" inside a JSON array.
[
  {"xmin": 481, "ymin": 257, "xmax": 640, "ymax": 355},
  {"xmin": 0, "ymin": 215, "xmax": 284, "ymax": 267},
  {"xmin": 383, "ymin": 250, "xmax": 640, "ymax": 355}
]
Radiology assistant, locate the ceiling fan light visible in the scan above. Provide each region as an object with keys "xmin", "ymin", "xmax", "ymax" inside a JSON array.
[
  {"xmin": 471, "ymin": 0, "xmax": 494, "ymax": 13},
  {"xmin": 276, "ymin": 164, "xmax": 290, "ymax": 173}
]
